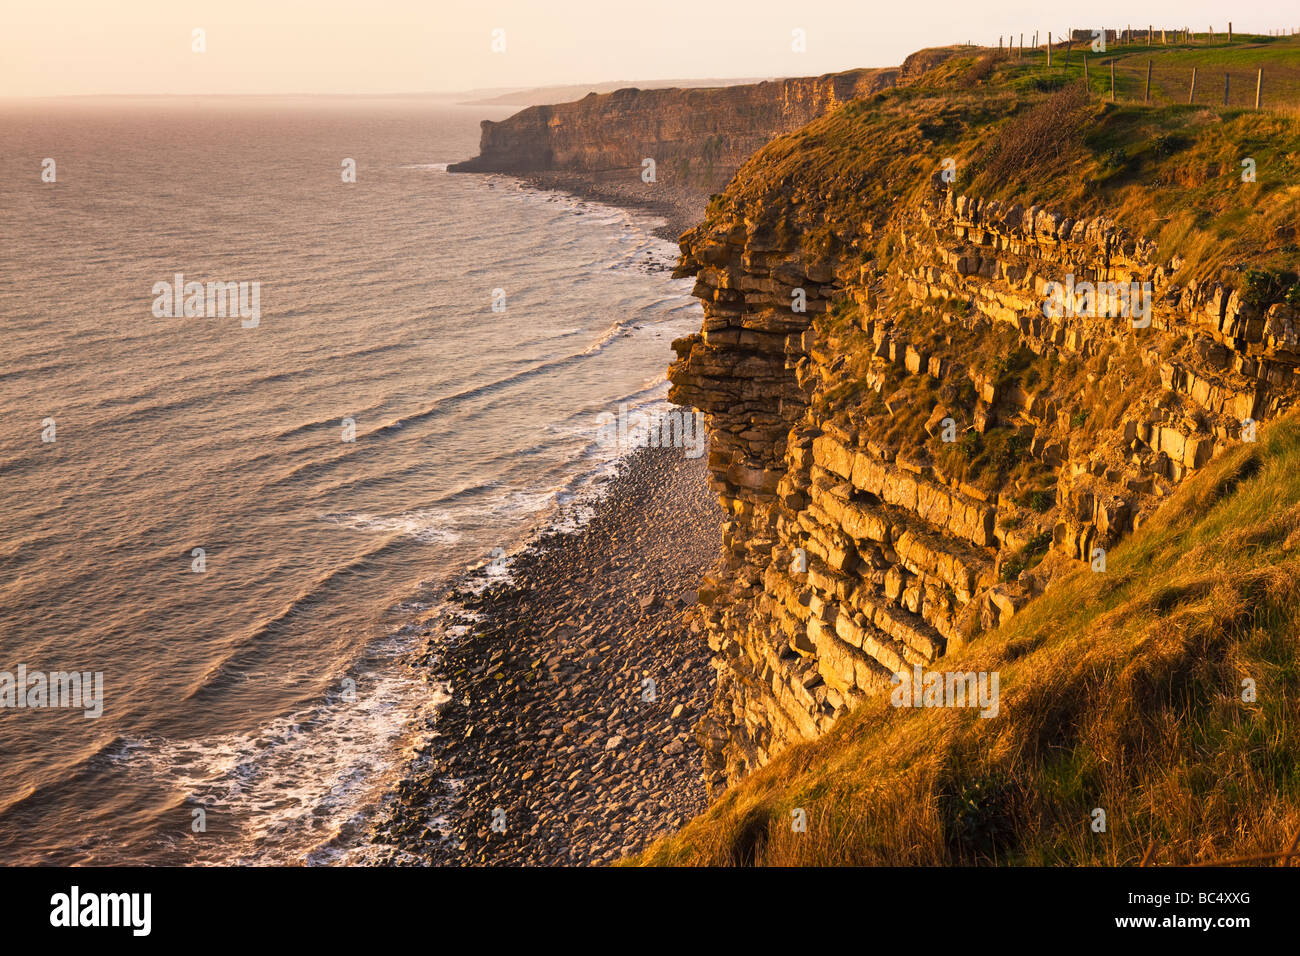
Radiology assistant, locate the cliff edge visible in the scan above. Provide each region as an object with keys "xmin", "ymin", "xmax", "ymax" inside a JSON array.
[
  {"xmin": 448, "ymin": 67, "xmax": 898, "ymax": 232},
  {"xmin": 653, "ymin": 39, "xmax": 1300, "ymax": 863}
]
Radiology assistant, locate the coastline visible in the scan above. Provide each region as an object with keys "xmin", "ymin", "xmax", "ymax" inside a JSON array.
[
  {"xmin": 356, "ymin": 165, "xmax": 722, "ymax": 865},
  {"xmin": 368, "ymin": 445, "xmax": 721, "ymax": 865},
  {"xmin": 517, "ymin": 170, "xmax": 708, "ymax": 244}
]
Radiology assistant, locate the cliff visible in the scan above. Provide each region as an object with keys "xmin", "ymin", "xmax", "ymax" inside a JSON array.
[
  {"xmin": 450, "ymin": 68, "xmax": 895, "ymax": 181},
  {"xmin": 651, "ymin": 42, "xmax": 1300, "ymax": 862},
  {"xmin": 640, "ymin": 408, "xmax": 1300, "ymax": 864},
  {"xmin": 449, "ymin": 67, "xmax": 898, "ymax": 230}
]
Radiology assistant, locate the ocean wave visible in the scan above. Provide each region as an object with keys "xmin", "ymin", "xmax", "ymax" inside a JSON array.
[
  {"xmin": 105, "ymin": 660, "xmax": 449, "ymax": 866},
  {"xmin": 0, "ymin": 733, "xmax": 132, "ymax": 824},
  {"xmin": 581, "ymin": 319, "xmax": 638, "ymax": 355},
  {"xmin": 351, "ymin": 342, "xmax": 653, "ymax": 441},
  {"xmin": 319, "ymin": 510, "xmax": 461, "ymax": 544},
  {"xmin": 177, "ymin": 537, "xmax": 414, "ymax": 705}
]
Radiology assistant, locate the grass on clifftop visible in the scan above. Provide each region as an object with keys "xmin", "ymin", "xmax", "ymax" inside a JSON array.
[
  {"xmin": 704, "ymin": 36, "xmax": 1300, "ymax": 291},
  {"xmin": 635, "ymin": 411, "xmax": 1300, "ymax": 865}
]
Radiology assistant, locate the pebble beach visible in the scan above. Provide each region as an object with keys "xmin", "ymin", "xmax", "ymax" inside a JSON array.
[{"xmin": 368, "ymin": 445, "xmax": 721, "ymax": 865}]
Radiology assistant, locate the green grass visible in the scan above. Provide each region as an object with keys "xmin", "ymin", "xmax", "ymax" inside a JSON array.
[
  {"xmin": 635, "ymin": 412, "xmax": 1300, "ymax": 865},
  {"xmin": 1001, "ymin": 38, "xmax": 1300, "ymax": 108}
]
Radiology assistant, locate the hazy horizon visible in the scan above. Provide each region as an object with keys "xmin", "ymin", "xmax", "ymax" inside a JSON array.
[
  {"xmin": 5, "ymin": 0, "xmax": 1299, "ymax": 98},
  {"xmin": 0, "ymin": 80, "xmax": 772, "ymax": 103}
]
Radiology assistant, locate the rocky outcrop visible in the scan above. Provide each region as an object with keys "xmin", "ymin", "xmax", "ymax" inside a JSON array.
[{"xmin": 669, "ymin": 181, "xmax": 1300, "ymax": 794}]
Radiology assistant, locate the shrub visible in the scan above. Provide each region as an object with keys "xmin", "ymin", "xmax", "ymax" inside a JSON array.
[
  {"xmin": 1026, "ymin": 488, "xmax": 1055, "ymax": 513},
  {"xmin": 1025, "ymin": 529, "xmax": 1052, "ymax": 555},
  {"xmin": 1240, "ymin": 268, "xmax": 1299, "ymax": 310},
  {"xmin": 967, "ymin": 55, "xmax": 997, "ymax": 84},
  {"xmin": 1000, "ymin": 554, "xmax": 1027, "ymax": 582},
  {"xmin": 944, "ymin": 777, "xmax": 1018, "ymax": 861},
  {"xmin": 991, "ymin": 347, "xmax": 1034, "ymax": 385},
  {"xmin": 1151, "ymin": 133, "xmax": 1189, "ymax": 157},
  {"xmin": 988, "ymin": 429, "xmax": 1032, "ymax": 475},
  {"xmin": 983, "ymin": 82, "xmax": 1090, "ymax": 183},
  {"xmin": 1013, "ymin": 74, "xmax": 1069, "ymax": 95}
]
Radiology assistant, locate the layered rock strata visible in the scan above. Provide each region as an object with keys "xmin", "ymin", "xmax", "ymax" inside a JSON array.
[
  {"xmin": 669, "ymin": 186, "xmax": 1300, "ymax": 793},
  {"xmin": 449, "ymin": 69, "xmax": 896, "ymax": 193}
]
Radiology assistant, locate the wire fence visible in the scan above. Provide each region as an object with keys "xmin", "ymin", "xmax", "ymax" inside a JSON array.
[
  {"xmin": 982, "ymin": 28, "xmax": 1300, "ymax": 113},
  {"xmin": 1093, "ymin": 59, "xmax": 1300, "ymax": 110}
]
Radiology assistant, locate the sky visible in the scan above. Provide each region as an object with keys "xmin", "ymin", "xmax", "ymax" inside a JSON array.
[{"xmin": 3, "ymin": 0, "xmax": 1299, "ymax": 98}]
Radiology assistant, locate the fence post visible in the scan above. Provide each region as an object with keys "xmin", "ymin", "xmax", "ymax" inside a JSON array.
[
  {"xmin": 1224, "ymin": 72, "xmax": 1230, "ymax": 105},
  {"xmin": 1189, "ymin": 65, "xmax": 1197, "ymax": 103},
  {"xmin": 1084, "ymin": 54, "xmax": 1089, "ymax": 85},
  {"xmin": 1111, "ymin": 59, "xmax": 1116, "ymax": 101},
  {"xmin": 1047, "ymin": 32, "xmax": 1052, "ymax": 67},
  {"xmin": 1255, "ymin": 68, "xmax": 1262, "ymax": 109},
  {"xmin": 1145, "ymin": 60, "xmax": 1152, "ymax": 101},
  {"xmin": 1229, "ymin": 21, "xmax": 1233, "ymax": 43}
]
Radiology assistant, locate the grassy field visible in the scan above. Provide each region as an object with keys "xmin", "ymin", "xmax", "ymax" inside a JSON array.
[
  {"xmin": 636, "ymin": 412, "xmax": 1300, "ymax": 865},
  {"xmin": 1004, "ymin": 34, "xmax": 1300, "ymax": 111}
]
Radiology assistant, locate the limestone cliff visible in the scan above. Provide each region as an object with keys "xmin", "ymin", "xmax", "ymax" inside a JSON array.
[
  {"xmin": 666, "ymin": 58, "xmax": 1300, "ymax": 794},
  {"xmin": 449, "ymin": 68, "xmax": 896, "ymax": 204}
]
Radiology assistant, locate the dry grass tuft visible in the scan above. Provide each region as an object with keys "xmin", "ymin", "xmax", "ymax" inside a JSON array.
[{"xmin": 979, "ymin": 81, "xmax": 1092, "ymax": 184}]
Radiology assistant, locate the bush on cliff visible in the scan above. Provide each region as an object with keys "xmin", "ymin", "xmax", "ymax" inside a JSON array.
[{"xmin": 976, "ymin": 81, "xmax": 1092, "ymax": 187}]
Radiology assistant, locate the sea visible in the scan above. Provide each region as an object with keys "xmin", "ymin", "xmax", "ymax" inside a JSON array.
[{"xmin": 0, "ymin": 96, "xmax": 700, "ymax": 864}]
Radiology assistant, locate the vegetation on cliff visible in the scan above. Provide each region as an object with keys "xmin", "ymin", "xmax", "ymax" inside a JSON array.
[
  {"xmin": 660, "ymin": 35, "xmax": 1300, "ymax": 863},
  {"xmin": 693, "ymin": 36, "xmax": 1300, "ymax": 292}
]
